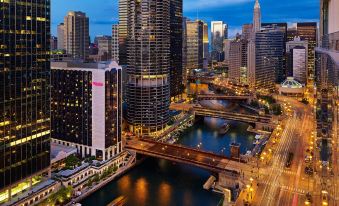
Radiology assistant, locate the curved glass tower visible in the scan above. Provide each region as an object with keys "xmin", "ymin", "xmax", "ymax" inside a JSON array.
[{"xmin": 126, "ymin": 0, "xmax": 170, "ymax": 136}]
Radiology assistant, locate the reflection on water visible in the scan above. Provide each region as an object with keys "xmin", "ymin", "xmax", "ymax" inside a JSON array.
[{"xmin": 81, "ymin": 110, "xmax": 255, "ymax": 206}]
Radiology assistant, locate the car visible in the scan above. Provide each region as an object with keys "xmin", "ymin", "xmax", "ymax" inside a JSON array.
[{"xmin": 322, "ymin": 190, "xmax": 328, "ymax": 205}]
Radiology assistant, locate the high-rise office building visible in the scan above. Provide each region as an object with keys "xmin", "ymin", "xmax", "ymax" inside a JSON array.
[
  {"xmin": 112, "ymin": 24, "xmax": 119, "ymax": 62},
  {"xmin": 248, "ymin": 0, "xmax": 261, "ymax": 89},
  {"xmin": 126, "ymin": 0, "xmax": 171, "ymax": 136},
  {"xmin": 223, "ymin": 39, "xmax": 232, "ymax": 64},
  {"xmin": 51, "ymin": 61, "xmax": 123, "ymax": 161},
  {"xmin": 253, "ymin": 0, "xmax": 261, "ymax": 33},
  {"xmin": 286, "ymin": 37, "xmax": 308, "ymax": 80},
  {"xmin": 229, "ymin": 38, "xmax": 248, "ymax": 84},
  {"xmin": 170, "ymin": 0, "xmax": 183, "ymax": 98},
  {"xmin": 242, "ymin": 24, "xmax": 253, "ymax": 40},
  {"xmin": 223, "ymin": 24, "xmax": 229, "ymax": 39},
  {"xmin": 203, "ymin": 23, "xmax": 209, "ymax": 60},
  {"xmin": 315, "ymin": 0, "xmax": 339, "ymax": 180},
  {"xmin": 185, "ymin": 20, "xmax": 204, "ymax": 78},
  {"xmin": 254, "ymin": 30, "xmax": 284, "ymax": 90},
  {"xmin": 0, "ymin": 0, "xmax": 51, "ymax": 199},
  {"xmin": 57, "ymin": 23, "xmax": 65, "ymax": 50},
  {"xmin": 64, "ymin": 11, "xmax": 89, "ymax": 60},
  {"xmin": 297, "ymin": 22, "xmax": 317, "ymax": 81},
  {"xmin": 287, "ymin": 27, "xmax": 298, "ymax": 42},
  {"xmin": 290, "ymin": 46, "xmax": 307, "ymax": 85},
  {"xmin": 96, "ymin": 35, "xmax": 112, "ymax": 61},
  {"xmin": 262, "ymin": 23, "xmax": 288, "ymax": 80},
  {"xmin": 183, "ymin": 17, "xmax": 188, "ymax": 83},
  {"xmin": 118, "ymin": 0, "xmax": 128, "ymax": 65},
  {"xmin": 211, "ymin": 21, "xmax": 226, "ymax": 61},
  {"xmin": 320, "ymin": 0, "xmax": 339, "ymax": 38}
]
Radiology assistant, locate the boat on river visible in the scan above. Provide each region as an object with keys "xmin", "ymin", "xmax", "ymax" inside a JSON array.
[
  {"xmin": 107, "ymin": 196, "xmax": 126, "ymax": 206},
  {"xmin": 218, "ymin": 123, "xmax": 230, "ymax": 135}
]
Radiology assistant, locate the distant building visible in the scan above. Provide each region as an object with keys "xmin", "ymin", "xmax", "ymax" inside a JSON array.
[
  {"xmin": 203, "ymin": 23, "xmax": 209, "ymax": 62},
  {"xmin": 112, "ymin": 24, "xmax": 119, "ymax": 62},
  {"xmin": 229, "ymin": 38, "xmax": 248, "ymax": 84},
  {"xmin": 57, "ymin": 23, "xmax": 65, "ymax": 50},
  {"xmin": 242, "ymin": 24, "xmax": 253, "ymax": 40},
  {"xmin": 253, "ymin": 0, "xmax": 261, "ymax": 33},
  {"xmin": 297, "ymin": 22, "xmax": 317, "ymax": 80},
  {"xmin": 64, "ymin": 11, "xmax": 89, "ymax": 60},
  {"xmin": 287, "ymin": 27, "xmax": 298, "ymax": 42},
  {"xmin": 211, "ymin": 21, "xmax": 226, "ymax": 61},
  {"xmin": 51, "ymin": 36, "xmax": 58, "ymax": 51},
  {"xmin": 185, "ymin": 20, "xmax": 204, "ymax": 79},
  {"xmin": 223, "ymin": 24, "xmax": 228, "ymax": 39},
  {"xmin": 96, "ymin": 35, "xmax": 112, "ymax": 61},
  {"xmin": 118, "ymin": 0, "xmax": 128, "ymax": 65},
  {"xmin": 223, "ymin": 39, "xmax": 232, "ymax": 64},
  {"xmin": 51, "ymin": 61, "xmax": 123, "ymax": 161},
  {"xmin": 286, "ymin": 37, "xmax": 308, "ymax": 83}
]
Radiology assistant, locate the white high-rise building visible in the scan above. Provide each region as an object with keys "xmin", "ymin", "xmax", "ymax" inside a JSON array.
[
  {"xmin": 57, "ymin": 23, "xmax": 65, "ymax": 50},
  {"xmin": 211, "ymin": 21, "xmax": 226, "ymax": 61},
  {"xmin": 292, "ymin": 48, "xmax": 307, "ymax": 85}
]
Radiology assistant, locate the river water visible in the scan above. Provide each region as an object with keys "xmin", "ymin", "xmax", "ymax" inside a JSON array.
[{"xmin": 81, "ymin": 101, "xmax": 256, "ymax": 206}]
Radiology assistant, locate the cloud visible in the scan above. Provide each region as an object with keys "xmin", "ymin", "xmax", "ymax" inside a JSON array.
[{"xmin": 184, "ymin": 0, "xmax": 252, "ymax": 11}]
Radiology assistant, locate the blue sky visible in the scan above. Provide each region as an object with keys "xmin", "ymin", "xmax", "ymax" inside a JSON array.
[{"xmin": 51, "ymin": 0, "xmax": 319, "ymax": 39}]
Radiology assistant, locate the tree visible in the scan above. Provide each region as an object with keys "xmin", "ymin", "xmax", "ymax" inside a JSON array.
[{"xmin": 64, "ymin": 155, "xmax": 80, "ymax": 169}]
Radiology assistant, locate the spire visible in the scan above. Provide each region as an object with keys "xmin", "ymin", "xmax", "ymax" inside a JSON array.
[
  {"xmin": 254, "ymin": 0, "xmax": 260, "ymax": 8},
  {"xmin": 253, "ymin": 0, "xmax": 261, "ymax": 32}
]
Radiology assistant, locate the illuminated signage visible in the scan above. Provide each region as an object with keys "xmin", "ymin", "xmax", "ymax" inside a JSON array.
[{"xmin": 92, "ymin": 82, "xmax": 104, "ymax": 87}]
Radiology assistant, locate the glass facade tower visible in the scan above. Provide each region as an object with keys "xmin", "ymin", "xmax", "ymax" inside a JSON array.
[
  {"xmin": 0, "ymin": 0, "xmax": 51, "ymax": 190},
  {"xmin": 126, "ymin": 0, "xmax": 171, "ymax": 136}
]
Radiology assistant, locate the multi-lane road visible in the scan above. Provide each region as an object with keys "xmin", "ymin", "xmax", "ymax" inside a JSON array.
[{"xmin": 253, "ymin": 97, "xmax": 319, "ymax": 206}]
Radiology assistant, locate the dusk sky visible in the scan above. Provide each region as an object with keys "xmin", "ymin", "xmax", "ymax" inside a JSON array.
[{"xmin": 51, "ymin": 0, "xmax": 319, "ymax": 40}]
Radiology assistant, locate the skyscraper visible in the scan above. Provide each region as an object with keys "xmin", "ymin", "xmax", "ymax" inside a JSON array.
[
  {"xmin": 126, "ymin": 0, "xmax": 171, "ymax": 136},
  {"xmin": 320, "ymin": 0, "xmax": 339, "ymax": 38},
  {"xmin": 223, "ymin": 24, "xmax": 229, "ymax": 39},
  {"xmin": 185, "ymin": 20, "xmax": 204, "ymax": 78},
  {"xmin": 57, "ymin": 23, "xmax": 65, "ymax": 50},
  {"xmin": 118, "ymin": 0, "xmax": 128, "ymax": 65},
  {"xmin": 51, "ymin": 61, "xmax": 123, "ymax": 161},
  {"xmin": 242, "ymin": 24, "xmax": 253, "ymax": 40},
  {"xmin": 64, "ymin": 11, "xmax": 89, "ymax": 60},
  {"xmin": 211, "ymin": 21, "xmax": 226, "ymax": 61},
  {"xmin": 297, "ymin": 22, "xmax": 317, "ymax": 81},
  {"xmin": 286, "ymin": 37, "xmax": 308, "ymax": 81},
  {"xmin": 203, "ymin": 23, "xmax": 209, "ymax": 60},
  {"xmin": 248, "ymin": 0, "xmax": 261, "ymax": 89},
  {"xmin": 315, "ymin": 0, "xmax": 339, "ymax": 184},
  {"xmin": 112, "ymin": 24, "xmax": 119, "ymax": 62},
  {"xmin": 253, "ymin": 0, "xmax": 261, "ymax": 33},
  {"xmin": 254, "ymin": 30, "xmax": 285, "ymax": 90},
  {"xmin": 96, "ymin": 35, "xmax": 113, "ymax": 61},
  {"xmin": 0, "ymin": 0, "xmax": 51, "ymax": 198},
  {"xmin": 262, "ymin": 23, "xmax": 288, "ymax": 80},
  {"xmin": 229, "ymin": 38, "xmax": 248, "ymax": 84},
  {"xmin": 170, "ymin": 0, "xmax": 183, "ymax": 99}
]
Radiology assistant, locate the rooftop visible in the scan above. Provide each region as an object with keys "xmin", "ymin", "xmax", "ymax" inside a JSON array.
[{"xmin": 281, "ymin": 78, "xmax": 304, "ymax": 89}]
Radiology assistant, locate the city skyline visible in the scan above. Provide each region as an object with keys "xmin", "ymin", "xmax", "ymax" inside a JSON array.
[{"xmin": 51, "ymin": 0, "xmax": 319, "ymax": 38}]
